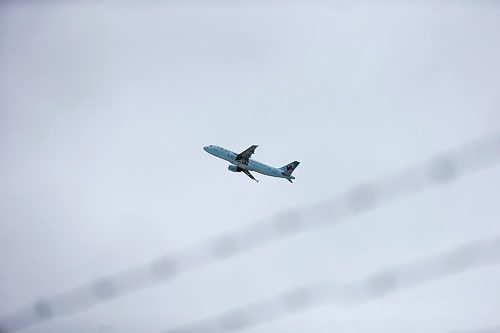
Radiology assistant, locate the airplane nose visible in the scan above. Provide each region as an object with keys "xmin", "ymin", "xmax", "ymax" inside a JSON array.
[{"xmin": 203, "ymin": 146, "xmax": 209, "ymax": 152}]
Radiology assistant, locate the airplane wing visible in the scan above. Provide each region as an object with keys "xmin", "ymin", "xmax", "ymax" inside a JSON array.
[
  {"xmin": 242, "ymin": 169, "xmax": 259, "ymax": 182},
  {"xmin": 236, "ymin": 145, "xmax": 258, "ymax": 164}
]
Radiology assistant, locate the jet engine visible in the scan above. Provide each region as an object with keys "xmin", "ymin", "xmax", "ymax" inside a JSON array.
[{"xmin": 228, "ymin": 165, "xmax": 241, "ymax": 172}]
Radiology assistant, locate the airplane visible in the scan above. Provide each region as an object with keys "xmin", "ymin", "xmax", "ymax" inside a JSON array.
[{"xmin": 203, "ymin": 145, "xmax": 300, "ymax": 183}]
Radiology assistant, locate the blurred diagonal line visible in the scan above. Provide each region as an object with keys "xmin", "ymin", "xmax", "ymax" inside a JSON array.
[
  {"xmin": 164, "ymin": 236, "xmax": 500, "ymax": 332},
  {"xmin": 1, "ymin": 133, "xmax": 499, "ymax": 332}
]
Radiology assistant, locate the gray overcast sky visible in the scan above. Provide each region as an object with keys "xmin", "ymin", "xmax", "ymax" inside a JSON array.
[{"xmin": 1, "ymin": 1, "xmax": 500, "ymax": 332}]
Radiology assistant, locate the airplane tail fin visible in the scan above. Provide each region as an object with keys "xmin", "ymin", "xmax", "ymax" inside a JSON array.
[{"xmin": 280, "ymin": 161, "xmax": 300, "ymax": 176}]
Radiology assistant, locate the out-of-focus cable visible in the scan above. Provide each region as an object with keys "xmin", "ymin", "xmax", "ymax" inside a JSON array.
[{"xmin": 1, "ymin": 133, "xmax": 500, "ymax": 332}]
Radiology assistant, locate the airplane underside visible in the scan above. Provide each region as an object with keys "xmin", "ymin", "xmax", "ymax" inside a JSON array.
[
  {"xmin": 228, "ymin": 164, "xmax": 259, "ymax": 182},
  {"xmin": 228, "ymin": 164, "xmax": 295, "ymax": 183}
]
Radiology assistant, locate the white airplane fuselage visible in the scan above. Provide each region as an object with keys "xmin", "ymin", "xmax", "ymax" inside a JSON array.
[{"xmin": 203, "ymin": 145, "xmax": 295, "ymax": 181}]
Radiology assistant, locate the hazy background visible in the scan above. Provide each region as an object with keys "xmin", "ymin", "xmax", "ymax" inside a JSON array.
[{"xmin": 1, "ymin": 1, "xmax": 500, "ymax": 332}]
